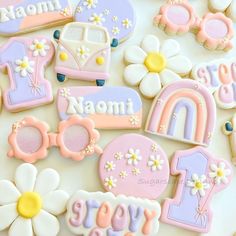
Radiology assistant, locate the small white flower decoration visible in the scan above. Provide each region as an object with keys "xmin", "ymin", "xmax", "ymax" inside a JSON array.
[
  {"xmin": 112, "ymin": 16, "xmax": 118, "ymax": 22},
  {"xmin": 105, "ymin": 161, "xmax": 116, "ymax": 172},
  {"xmin": 0, "ymin": 164, "xmax": 69, "ymax": 236},
  {"xmin": 30, "ymin": 39, "xmax": 50, "ymax": 57},
  {"xmin": 187, "ymin": 174, "xmax": 210, "ymax": 197},
  {"xmin": 76, "ymin": 6, "xmax": 83, "ymax": 13},
  {"xmin": 129, "ymin": 116, "xmax": 140, "ymax": 126},
  {"xmin": 114, "ymin": 152, "xmax": 123, "ymax": 160},
  {"xmin": 124, "ymin": 35, "xmax": 192, "ymax": 98},
  {"xmin": 125, "ymin": 148, "xmax": 142, "ymax": 166},
  {"xmin": 148, "ymin": 155, "xmax": 164, "ymax": 171},
  {"xmin": 151, "ymin": 144, "xmax": 158, "ymax": 152},
  {"xmin": 103, "ymin": 9, "xmax": 110, "ymax": 15},
  {"xmin": 132, "ymin": 168, "xmax": 141, "ymax": 176},
  {"xmin": 77, "ymin": 46, "xmax": 90, "ymax": 60},
  {"xmin": 15, "ymin": 57, "xmax": 34, "ymax": 77},
  {"xmin": 122, "ymin": 18, "xmax": 132, "ymax": 29},
  {"xmin": 83, "ymin": 0, "xmax": 97, "ymax": 9},
  {"xmin": 112, "ymin": 26, "xmax": 120, "ymax": 35},
  {"xmin": 104, "ymin": 176, "xmax": 117, "ymax": 189},
  {"xmin": 119, "ymin": 171, "xmax": 128, "ymax": 179},
  {"xmin": 60, "ymin": 88, "xmax": 71, "ymax": 98},
  {"xmin": 209, "ymin": 162, "xmax": 231, "ymax": 185},
  {"xmin": 60, "ymin": 7, "xmax": 71, "ymax": 16},
  {"xmin": 89, "ymin": 13, "xmax": 105, "ymax": 25}
]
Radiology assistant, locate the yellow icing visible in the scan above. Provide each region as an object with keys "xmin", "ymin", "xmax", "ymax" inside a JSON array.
[
  {"xmin": 60, "ymin": 52, "xmax": 68, "ymax": 61},
  {"xmin": 96, "ymin": 57, "xmax": 105, "ymax": 65},
  {"xmin": 195, "ymin": 181, "xmax": 203, "ymax": 190},
  {"xmin": 144, "ymin": 53, "xmax": 166, "ymax": 73}
]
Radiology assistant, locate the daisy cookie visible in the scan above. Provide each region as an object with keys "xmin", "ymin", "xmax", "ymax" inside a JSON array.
[
  {"xmin": 161, "ymin": 146, "xmax": 232, "ymax": 233},
  {"xmin": 0, "ymin": 163, "xmax": 69, "ymax": 236},
  {"xmin": 123, "ymin": 35, "xmax": 192, "ymax": 98},
  {"xmin": 99, "ymin": 133, "xmax": 169, "ymax": 199}
]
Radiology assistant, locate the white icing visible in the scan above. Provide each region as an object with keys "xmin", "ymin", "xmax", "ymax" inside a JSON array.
[
  {"xmin": 0, "ymin": 0, "xmax": 62, "ymax": 23},
  {"xmin": 66, "ymin": 96, "xmax": 134, "ymax": 115}
]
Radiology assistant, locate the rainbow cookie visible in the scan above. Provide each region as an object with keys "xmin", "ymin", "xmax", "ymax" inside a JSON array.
[
  {"xmin": 161, "ymin": 146, "xmax": 232, "ymax": 233},
  {"xmin": 74, "ymin": 0, "xmax": 136, "ymax": 47},
  {"xmin": 192, "ymin": 58, "xmax": 236, "ymax": 109},
  {"xmin": 8, "ymin": 116, "xmax": 102, "ymax": 163},
  {"xmin": 99, "ymin": 134, "xmax": 169, "ymax": 199},
  {"xmin": 0, "ymin": 37, "xmax": 54, "ymax": 112},
  {"xmin": 145, "ymin": 80, "xmax": 216, "ymax": 146},
  {"xmin": 57, "ymin": 86, "xmax": 142, "ymax": 129},
  {"xmin": 0, "ymin": 0, "xmax": 72, "ymax": 36},
  {"xmin": 66, "ymin": 190, "xmax": 161, "ymax": 235}
]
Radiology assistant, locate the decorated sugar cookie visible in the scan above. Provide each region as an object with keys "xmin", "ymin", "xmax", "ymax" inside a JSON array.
[
  {"xmin": 161, "ymin": 147, "xmax": 232, "ymax": 233},
  {"xmin": 154, "ymin": 1, "xmax": 234, "ymax": 51},
  {"xmin": 0, "ymin": 0, "xmax": 72, "ymax": 36},
  {"xmin": 0, "ymin": 37, "xmax": 54, "ymax": 112},
  {"xmin": 192, "ymin": 58, "xmax": 236, "ymax": 109},
  {"xmin": 8, "ymin": 116, "xmax": 102, "ymax": 163},
  {"xmin": 145, "ymin": 80, "xmax": 216, "ymax": 146},
  {"xmin": 74, "ymin": 0, "xmax": 136, "ymax": 47},
  {"xmin": 66, "ymin": 190, "xmax": 161, "ymax": 235},
  {"xmin": 209, "ymin": 0, "xmax": 236, "ymax": 22},
  {"xmin": 53, "ymin": 22, "xmax": 111, "ymax": 86},
  {"xmin": 0, "ymin": 163, "xmax": 69, "ymax": 235},
  {"xmin": 99, "ymin": 133, "xmax": 169, "ymax": 199},
  {"xmin": 57, "ymin": 86, "xmax": 142, "ymax": 129},
  {"xmin": 124, "ymin": 35, "xmax": 192, "ymax": 98}
]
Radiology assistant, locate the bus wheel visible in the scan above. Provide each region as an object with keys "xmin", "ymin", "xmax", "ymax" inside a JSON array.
[
  {"xmin": 96, "ymin": 80, "xmax": 105, "ymax": 86},
  {"xmin": 111, "ymin": 38, "xmax": 119, "ymax": 48},
  {"xmin": 57, "ymin": 73, "xmax": 66, "ymax": 82}
]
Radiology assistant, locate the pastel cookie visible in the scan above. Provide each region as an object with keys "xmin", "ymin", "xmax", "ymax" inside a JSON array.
[
  {"xmin": 74, "ymin": 0, "xmax": 136, "ymax": 47},
  {"xmin": 66, "ymin": 190, "xmax": 161, "ymax": 235},
  {"xmin": 192, "ymin": 58, "xmax": 236, "ymax": 109},
  {"xmin": 8, "ymin": 116, "xmax": 102, "ymax": 163},
  {"xmin": 0, "ymin": 37, "xmax": 54, "ymax": 112},
  {"xmin": 57, "ymin": 86, "xmax": 142, "ymax": 129},
  {"xmin": 154, "ymin": 1, "xmax": 234, "ymax": 51},
  {"xmin": 99, "ymin": 134, "xmax": 169, "ymax": 199},
  {"xmin": 0, "ymin": 0, "xmax": 72, "ymax": 36},
  {"xmin": 161, "ymin": 146, "xmax": 232, "ymax": 233},
  {"xmin": 0, "ymin": 163, "xmax": 69, "ymax": 235},
  {"xmin": 209, "ymin": 0, "xmax": 236, "ymax": 22},
  {"xmin": 145, "ymin": 80, "xmax": 216, "ymax": 146},
  {"xmin": 53, "ymin": 22, "xmax": 111, "ymax": 86},
  {"xmin": 124, "ymin": 34, "xmax": 192, "ymax": 98}
]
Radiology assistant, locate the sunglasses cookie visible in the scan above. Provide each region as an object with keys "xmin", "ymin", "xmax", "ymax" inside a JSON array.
[
  {"xmin": 99, "ymin": 133, "xmax": 169, "ymax": 199},
  {"xmin": 66, "ymin": 190, "xmax": 161, "ymax": 235},
  {"xmin": 145, "ymin": 80, "xmax": 216, "ymax": 146},
  {"xmin": 8, "ymin": 115, "xmax": 102, "ymax": 163},
  {"xmin": 0, "ymin": 0, "xmax": 72, "ymax": 36},
  {"xmin": 161, "ymin": 146, "xmax": 232, "ymax": 233},
  {"xmin": 74, "ymin": 0, "xmax": 136, "ymax": 48},
  {"xmin": 0, "ymin": 37, "xmax": 54, "ymax": 112},
  {"xmin": 53, "ymin": 22, "xmax": 111, "ymax": 86}
]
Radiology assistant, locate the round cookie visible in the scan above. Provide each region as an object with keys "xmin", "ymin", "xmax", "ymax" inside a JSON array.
[{"xmin": 99, "ymin": 133, "xmax": 169, "ymax": 199}]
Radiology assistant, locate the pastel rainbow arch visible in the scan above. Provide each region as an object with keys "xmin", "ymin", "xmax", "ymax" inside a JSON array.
[{"xmin": 145, "ymin": 80, "xmax": 216, "ymax": 146}]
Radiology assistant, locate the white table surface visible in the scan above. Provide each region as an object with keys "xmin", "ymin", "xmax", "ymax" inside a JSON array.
[{"xmin": 0, "ymin": 0, "xmax": 235, "ymax": 235}]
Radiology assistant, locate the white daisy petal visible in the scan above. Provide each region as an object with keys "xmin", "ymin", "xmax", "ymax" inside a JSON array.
[
  {"xmin": 199, "ymin": 189, "xmax": 206, "ymax": 197},
  {"xmin": 227, "ymin": 1, "xmax": 236, "ymax": 22},
  {"xmin": 43, "ymin": 190, "xmax": 69, "ymax": 215},
  {"xmin": 15, "ymin": 60, "xmax": 22, "ymax": 65},
  {"xmin": 148, "ymin": 161, "xmax": 153, "ymax": 166},
  {"xmin": 0, "ymin": 180, "xmax": 20, "ymax": 205},
  {"xmin": 139, "ymin": 72, "xmax": 162, "ymax": 98},
  {"xmin": 209, "ymin": 0, "xmax": 231, "ymax": 12},
  {"xmin": 0, "ymin": 204, "xmax": 18, "ymax": 230},
  {"xmin": 192, "ymin": 188, "xmax": 198, "ymax": 195},
  {"xmin": 209, "ymin": 172, "xmax": 217, "ymax": 178},
  {"xmin": 15, "ymin": 163, "xmax": 37, "ymax": 193},
  {"xmin": 200, "ymin": 175, "xmax": 206, "ymax": 182},
  {"xmin": 21, "ymin": 69, "xmax": 27, "ymax": 77},
  {"xmin": 141, "ymin": 35, "xmax": 160, "ymax": 53},
  {"xmin": 15, "ymin": 67, "xmax": 21, "ymax": 72},
  {"xmin": 219, "ymin": 162, "xmax": 226, "ymax": 169},
  {"xmin": 160, "ymin": 39, "xmax": 180, "ymax": 58},
  {"xmin": 152, "ymin": 166, "xmax": 157, "ymax": 171},
  {"xmin": 166, "ymin": 55, "xmax": 192, "ymax": 75},
  {"xmin": 222, "ymin": 177, "xmax": 229, "ymax": 184},
  {"xmin": 187, "ymin": 181, "xmax": 195, "ymax": 187},
  {"xmin": 125, "ymin": 45, "xmax": 147, "ymax": 64},
  {"xmin": 32, "ymin": 210, "xmax": 60, "ymax": 236},
  {"xmin": 210, "ymin": 164, "xmax": 218, "ymax": 171},
  {"xmin": 192, "ymin": 174, "xmax": 199, "ymax": 181},
  {"xmin": 124, "ymin": 64, "xmax": 148, "ymax": 86},
  {"xmin": 33, "ymin": 51, "xmax": 39, "ymax": 57},
  {"xmin": 159, "ymin": 68, "xmax": 181, "ymax": 86},
  {"xmin": 34, "ymin": 169, "xmax": 60, "ymax": 196},
  {"xmin": 225, "ymin": 169, "xmax": 231, "ymax": 176},
  {"xmin": 9, "ymin": 217, "xmax": 33, "ymax": 236}
]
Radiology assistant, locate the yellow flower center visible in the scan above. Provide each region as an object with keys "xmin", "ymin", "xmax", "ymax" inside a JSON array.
[
  {"xmin": 94, "ymin": 16, "xmax": 101, "ymax": 23},
  {"xmin": 217, "ymin": 169, "xmax": 224, "ymax": 177},
  {"xmin": 36, "ymin": 43, "xmax": 43, "ymax": 50},
  {"xmin": 20, "ymin": 62, "xmax": 28, "ymax": 69},
  {"xmin": 17, "ymin": 192, "xmax": 42, "ymax": 219},
  {"xmin": 144, "ymin": 53, "xmax": 166, "ymax": 73},
  {"xmin": 195, "ymin": 181, "xmax": 203, "ymax": 190},
  {"xmin": 131, "ymin": 154, "xmax": 137, "ymax": 161},
  {"xmin": 108, "ymin": 180, "xmax": 113, "ymax": 187},
  {"xmin": 153, "ymin": 160, "xmax": 160, "ymax": 167}
]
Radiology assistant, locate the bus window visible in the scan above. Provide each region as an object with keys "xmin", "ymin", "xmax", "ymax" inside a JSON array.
[
  {"xmin": 63, "ymin": 25, "xmax": 84, "ymax": 42},
  {"xmin": 87, "ymin": 28, "xmax": 107, "ymax": 44}
]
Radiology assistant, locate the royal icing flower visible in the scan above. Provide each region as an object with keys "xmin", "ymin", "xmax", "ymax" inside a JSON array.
[
  {"xmin": 119, "ymin": 171, "xmax": 128, "ymax": 179},
  {"xmin": 129, "ymin": 116, "xmax": 140, "ymax": 126},
  {"xmin": 112, "ymin": 16, "xmax": 118, "ymax": 22},
  {"xmin": 104, "ymin": 176, "xmax": 117, "ymax": 189},
  {"xmin": 122, "ymin": 18, "xmax": 132, "ymax": 29},
  {"xmin": 89, "ymin": 13, "xmax": 105, "ymax": 25},
  {"xmin": 209, "ymin": 162, "xmax": 231, "ymax": 185},
  {"xmin": 125, "ymin": 148, "xmax": 142, "ymax": 166},
  {"xmin": 105, "ymin": 161, "xmax": 116, "ymax": 172},
  {"xmin": 114, "ymin": 152, "xmax": 123, "ymax": 160},
  {"xmin": 187, "ymin": 174, "xmax": 210, "ymax": 197},
  {"xmin": 15, "ymin": 57, "xmax": 34, "ymax": 77},
  {"xmin": 103, "ymin": 9, "xmax": 110, "ymax": 15},
  {"xmin": 112, "ymin": 26, "xmax": 120, "ymax": 35},
  {"xmin": 151, "ymin": 144, "xmax": 158, "ymax": 152},
  {"xmin": 30, "ymin": 39, "xmax": 50, "ymax": 57},
  {"xmin": 0, "ymin": 164, "xmax": 69, "ymax": 236},
  {"xmin": 132, "ymin": 168, "xmax": 141, "ymax": 176},
  {"xmin": 148, "ymin": 155, "xmax": 164, "ymax": 171},
  {"xmin": 60, "ymin": 88, "xmax": 71, "ymax": 98},
  {"xmin": 77, "ymin": 46, "xmax": 90, "ymax": 60},
  {"xmin": 76, "ymin": 6, "xmax": 83, "ymax": 13},
  {"xmin": 60, "ymin": 7, "xmax": 71, "ymax": 16},
  {"xmin": 83, "ymin": 0, "xmax": 97, "ymax": 9},
  {"xmin": 124, "ymin": 35, "xmax": 192, "ymax": 98}
]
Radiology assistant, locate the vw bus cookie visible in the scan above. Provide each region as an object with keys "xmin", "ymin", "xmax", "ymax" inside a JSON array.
[
  {"xmin": 53, "ymin": 22, "xmax": 111, "ymax": 86},
  {"xmin": 74, "ymin": 0, "xmax": 136, "ymax": 48},
  {"xmin": 0, "ymin": 0, "xmax": 73, "ymax": 36}
]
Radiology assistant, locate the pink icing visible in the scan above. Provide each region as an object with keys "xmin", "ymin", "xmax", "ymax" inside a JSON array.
[
  {"xmin": 166, "ymin": 5, "xmax": 190, "ymax": 25},
  {"xmin": 205, "ymin": 19, "xmax": 228, "ymax": 39}
]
